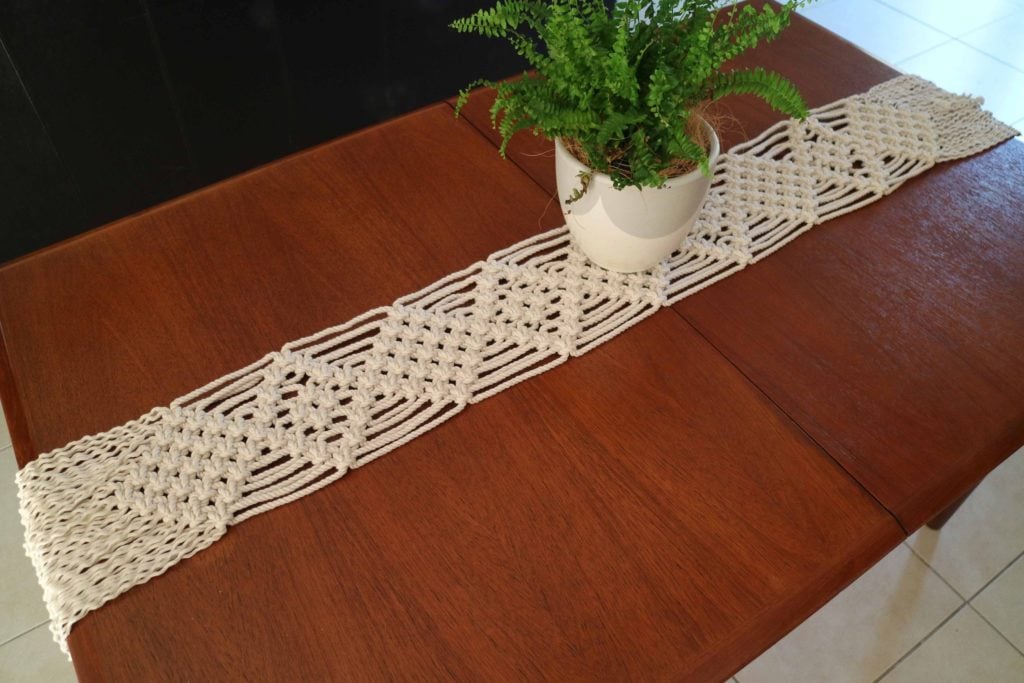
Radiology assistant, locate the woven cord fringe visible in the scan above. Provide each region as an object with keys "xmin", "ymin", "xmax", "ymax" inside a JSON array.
[{"xmin": 16, "ymin": 75, "xmax": 1019, "ymax": 653}]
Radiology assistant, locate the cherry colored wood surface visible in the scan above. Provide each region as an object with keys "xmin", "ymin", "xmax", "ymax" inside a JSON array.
[
  {"xmin": 0, "ymin": 87, "xmax": 905, "ymax": 679},
  {"xmin": 454, "ymin": 8, "xmax": 1024, "ymax": 532},
  {"xmin": 60, "ymin": 313, "xmax": 900, "ymax": 682},
  {"xmin": 677, "ymin": 140, "xmax": 1024, "ymax": 532},
  {"xmin": 0, "ymin": 103, "xmax": 552, "ymax": 465}
]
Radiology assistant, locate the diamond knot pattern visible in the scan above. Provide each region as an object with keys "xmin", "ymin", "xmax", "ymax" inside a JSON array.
[{"xmin": 14, "ymin": 75, "xmax": 1018, "ymax": 653}]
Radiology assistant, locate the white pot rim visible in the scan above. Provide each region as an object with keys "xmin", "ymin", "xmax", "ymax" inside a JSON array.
[{"xmin": 555, "ymin": 119, "xmax": 720, "ymax": 191}]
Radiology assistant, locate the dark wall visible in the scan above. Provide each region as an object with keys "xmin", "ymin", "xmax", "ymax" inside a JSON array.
[{"xmin": 0, "ymin": 0, "xmax": 527, "ymax": 264}]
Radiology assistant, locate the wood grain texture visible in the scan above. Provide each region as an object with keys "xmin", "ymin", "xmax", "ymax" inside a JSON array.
[
  {"xmin": 455, "ymin": 6, "xmax": 1024, "ymax": 531},
  {"xmin": 0, "ymin": 93, "xmax": 905, "ymax": 679},
  {"xmin": 66, "ymin": 313, "xmax": 900, "ymax": 682},
  {"xmin": 0, "ymin": 103, "xmax": 556, "ymax": 465},
  {"xmin": 675, "ymin": 139, "xmax": 1024, "ymax": 532}
]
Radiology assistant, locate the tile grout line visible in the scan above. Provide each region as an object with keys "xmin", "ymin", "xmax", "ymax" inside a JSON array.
[
  {"xmin": 895, "ymin": 545, "xmax": 1024, "ymax": 667},
  {"xmin": 871, "ymin": 602, "xmax": 969, "ymax": 682},
  {"xmin": 864, "ymin": 540, "xmax": 976, "ymax": 679},
  {"xmin": 904, "ymin": 541, "xmax": 1024, "ymax": 605},
  {"xmin": 967, "ymin": 603, "xmax": 1024, "ymax": 660},
  {"xmin": 895, "ymin": 36, "xmax": 1024, "ymax": 77},
  {"xmin": 903, "ymin": 540, "xmax": 970, "ymax": 601},
  {"xmin": 0, "ymin": 620, "xmax": 50, "ymax": 649},
  {"xmin": 0, "ymin": 8, "xmax": 1017, "ymax": 679},
  {"xmin": 803, "ymin": 0, "xmax": 951, "ymax": 67},
  {"xmin": 873, "ymin": 0, "xmax": 1006, "ymax": 41},
  {"xmin": 964, "ymin": 547, "xmax": 1024, "ymax": 660},
  {"xmin": 951, "ymin": 13, "xmax": 1024, "ymax": 78},
  {"xmin": 965, "ymin": 547, "xmax": 1024, "ymax": 603},
  {"xmin": 3, "ymin": 11, "xmax": 1017, "ymax": 673},
  {"xmin": 2, "ymin": 441, "xmax": 50, "ymax": 652},
  {"xmin": 892, "ymin": 38, "xmax": 955, "ymax": 68},
  {"xmin": 947, "ymin": 37, "xmax": 1024, "ymax": 79},
  {"xmin": 870, "ymin": 0, "xmax": 960, "ymax": 40},
  {"xmin": 875, "ymin": 2, "xmax": 1024, "ymax": 79},
  {"xmin": 809, "ymin": 5, "xmax": 1024, "ymax": 122}
]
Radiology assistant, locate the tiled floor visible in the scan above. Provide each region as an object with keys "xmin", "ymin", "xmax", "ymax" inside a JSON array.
[
  {"xmin": 1, "ymin": 2, "xmax": 1023, "ymax": 681},
  {"xmin": 0, "ymin": 409, "xmax": 75, "ymax": 679},
  {"xmin": 735, "ymin": 449, "xmax": 1024, "ymax": 682},
  {"xmin": 3, "ymin": 438, "xmax": 1022, "ymax": 683},
  {"xmin": 802, "ymin": 0, "xmax": 1024, "ymax": 133},
  {"xmin": 0, "ymin": 408, "xmax": 76, "ymax": 682},
  {"xmin": 733, "ymin": 1, "xmax": 1024, "ymax": 680}
]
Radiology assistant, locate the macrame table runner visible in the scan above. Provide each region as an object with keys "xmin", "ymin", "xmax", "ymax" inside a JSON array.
[{"xmin": 17, "ymin": 75, "xmax": 1018, "ymax": 652}]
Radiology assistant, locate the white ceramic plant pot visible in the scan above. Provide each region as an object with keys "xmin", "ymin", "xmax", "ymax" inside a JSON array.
[{"xmin": 555, "ymin": 120, "xmax": 720, "ymax": 273}]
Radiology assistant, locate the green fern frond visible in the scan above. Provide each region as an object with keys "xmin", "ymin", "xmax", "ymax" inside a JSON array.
[
  {"xmin": 452, "ymin": 0, "xmax": 811, "ymax": 192},
  {"xmin": 453, "ymin": 78, "xmax": 495, "ymax": 118},
  {"xmin": 450, "ymin": 1, "xmax": 549, "ymax": 37},
  {"xmin": 595, "ymin": 110, "xmax": 644, "ymax": 147},
  {"xmin": 710, "ymin": 67, "xmax": 808, "ymax": 118}
]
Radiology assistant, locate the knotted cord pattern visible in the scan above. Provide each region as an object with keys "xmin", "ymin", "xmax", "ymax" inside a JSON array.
[{"xmin": 16, "ymin": 76, "xmax": 1018, "ymax": 652}]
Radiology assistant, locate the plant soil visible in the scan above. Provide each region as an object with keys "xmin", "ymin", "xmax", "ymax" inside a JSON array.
[{"xmin": 564, "ymin": 103, "xmax": 727, "ymax": 180}]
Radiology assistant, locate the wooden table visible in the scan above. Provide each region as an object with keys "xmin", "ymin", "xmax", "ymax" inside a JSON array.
[
  {"xmin": 457, "ymin": 12, "xmax": 1024, "ymax": 534},
  {"xmin": 0, "ymin": 8, "xmax": 1018, "ymax": 683}
]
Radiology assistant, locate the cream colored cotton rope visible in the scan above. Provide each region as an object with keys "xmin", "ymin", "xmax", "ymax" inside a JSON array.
[{"xmin": 16, "ymin": 75, "xmax": 1019, "ymax": 653}]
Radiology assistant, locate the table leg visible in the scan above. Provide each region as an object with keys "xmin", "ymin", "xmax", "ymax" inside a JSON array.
[{"xmin": 926, "ymin": 486, "xmax": 977, "ymax": 530}]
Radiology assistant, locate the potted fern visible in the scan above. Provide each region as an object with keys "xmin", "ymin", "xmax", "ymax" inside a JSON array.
[{"xmin": 452, "ymin": 0, "xmax": 810, "ymax": 272}]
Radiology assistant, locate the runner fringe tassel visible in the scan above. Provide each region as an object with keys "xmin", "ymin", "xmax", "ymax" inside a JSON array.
[{"xmin": 16, "ymin": 75, "xmax": 1019, "ymax": 653}]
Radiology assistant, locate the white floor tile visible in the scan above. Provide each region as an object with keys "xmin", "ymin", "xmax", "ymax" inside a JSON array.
[
  {"xmin": 908, "ymin": 447, "xmax": 1024, "ymax": 597},
  {"xmin": 898, "ymin": 41, "xmax": 1024, "ymax": 125},
  {"xmin": 734, "ymin": 544, "xmax": 962, "ymax": 683},
  {"xmin": 961, "ymin": 12, "xmax": 1024, "ymax": 71},
  {"xmin": 880, "ymin": 607, "xmax": 1024, "ymax": 682},
  {"xmin": 972, "ymin": 553, "xmax": 1024, "ymax": 651},
  {"xmin": 877, "ymin": 0, "xmax": 1022, "ymax": 36},
  {"xmin": 0, "ymin": 624, "xmax": 76, "ymax": 683},
  {"xmin": 800, "ymin": 0, "xmax": 949, "ymax": 65},
  {"xmin": 0, "ymin": 447, "xmax": 47, "ymax": 645}
]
